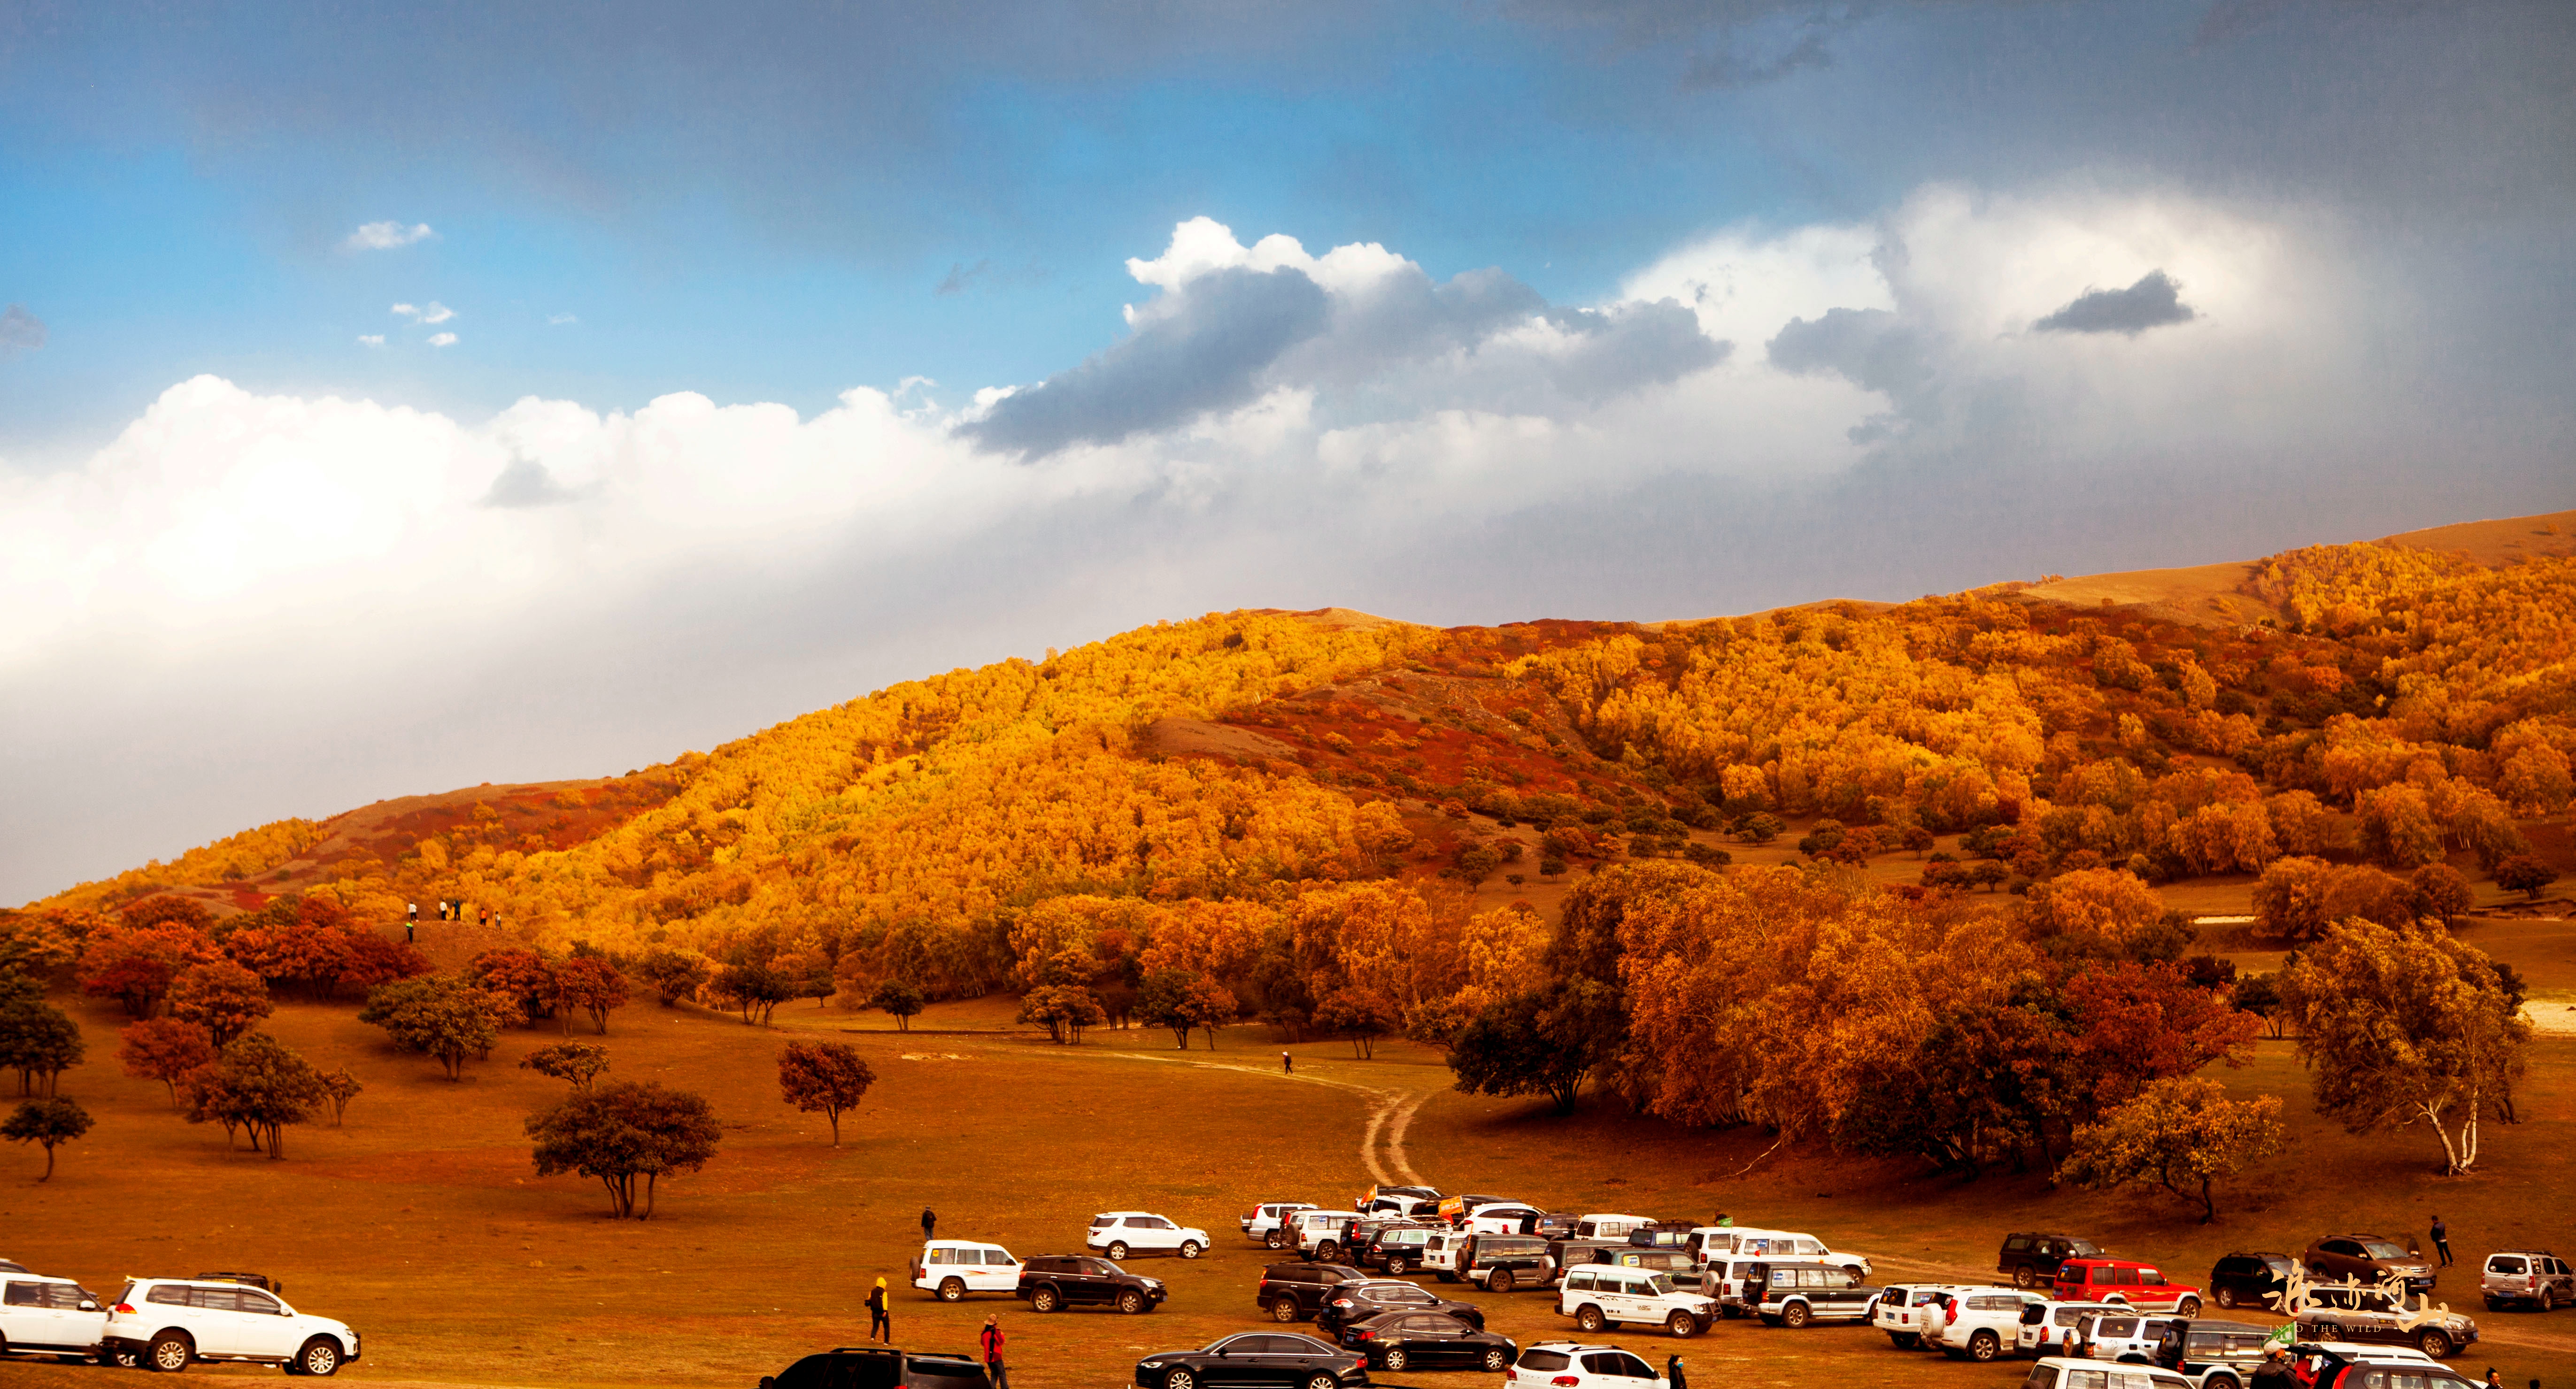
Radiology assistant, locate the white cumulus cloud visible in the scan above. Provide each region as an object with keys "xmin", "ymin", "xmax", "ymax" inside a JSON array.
[
  {"xmin": 392, "ymin": 302, "xmax": 455, "ymax": 324},
  {"xmin": 345, "ymin": 221, "xmax": 436, "ymax": 251},
  {"xmin": 356, "ymin": 334, "xmax": 385, "ymax": 346},
  {"xmin": 426, "ymin": 331, "xmax": 458, "ymax": 348}
]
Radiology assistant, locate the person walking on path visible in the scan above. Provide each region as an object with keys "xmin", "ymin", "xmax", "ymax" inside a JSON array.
[
  {"xmin": 1281, "ymin": 1051, "xmax": 1294, "ymax": 1074},
  {"xmin": 1666, "ymin": 1354, "xmax": 1688, "ymax": 1389},
  {"xmin": 922, "ymin": 1208, "xmax": 937, "ymax": 1242},
  {"xmin": 867, "ymin": 1277, "xmax": 891, "ymax": 1343},
  {"xmin": 979, "ymin": 1315, "xmax": 1009, "ymax": 1389},
  {"xmin": 406, "ymin": 902, "xmax": 418, "ymax": 943},
  {"xmin": 2433, "ymin": 1216, "xmax": 2454, "ymax": 1266}
]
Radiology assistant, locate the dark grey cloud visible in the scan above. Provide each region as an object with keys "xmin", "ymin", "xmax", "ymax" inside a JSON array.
[
  {"xmin": 2033, "ymin": 269, "xmax": 2197, "ymax": 335},
  {"xmin": 1535, "ymin": 300, "xmax": 1733, "ymax": 400},
  {"xmin": 479, "ymin": 456, "xmax": 586, "ymax": 509},
  {"xmin": 963, "ymin": 266, "xmax": 1332, "ymax": 457},
  {"xmin": 0, "ymin": 303, "xmax": 45, "ymax": 360}
]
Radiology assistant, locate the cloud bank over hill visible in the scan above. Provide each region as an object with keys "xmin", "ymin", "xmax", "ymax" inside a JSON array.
[{"xmin": 5, "ymin": 180, "xmax": 2572, "ymax": 902}]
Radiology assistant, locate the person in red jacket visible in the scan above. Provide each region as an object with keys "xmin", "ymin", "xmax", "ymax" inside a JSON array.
[{"xmin": 979, "ymin": 1315, "xmax": 1009, "ymax": 1389}]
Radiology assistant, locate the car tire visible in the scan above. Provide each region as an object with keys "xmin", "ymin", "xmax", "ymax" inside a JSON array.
[
  {"xmin": 1303, "ymin": 1375, "xmax": 1337, "ymax": 1389},
  {"xmin": 2013, "ymin": 1266, "xmax": 2036, "ymax": 1289},
  {"xmin": 1165, "ymin": 1371, "xmax": 1196, "ymax": 1389},
  {"xmin": 1267, "ymin": 1232, "xmax": 1286, "ymax": 1250},
  {"xmin": 1111, "ymin": 1289, "xmax": 1143, "ymax": 1314},
  {"xmin": 1180, "ymin": 1242, "xmax": 1202, "ymax": 1261},
  {"xmin": 2418, "ymin": 1329, "xmax": 2452, "ymax": 1358},
  {"xmin": 111, "ymin": 1348, "xmax": 142, "ymax": 1368},
  {"xmin": 1666, "ymin": 1311, "xmax": 1697, "ymax": 1338},
  {"xmin": 1483, "ymin": 1348, "xmax": 1510, "ymax": 1372},
  {"xmin": 2216, "ymin": 1287, "xmax": 2237, "ymax": 1309},
  {"xmin": 1317, "ymin": 1242, "xmax": 1340, "ymax": 1263},
  {"xmin": 2486, "ymin": 1297, "xmax": 2503, "ymax": 1312},
  {"xmin": 2541, "ymin": 1289, "xmax": 2557, "ymax": 1312},
  {"xmin": 295, "ymin": 1339, "xmax": 342, "ymax": 1377},
  {"xmin": 1384, "ymin": 1350, "xmax": 1408, "ymax": 1372},
  {"xmin": 1782, "ymin": 1303, "xmax": 1812, "ymax": 1330},
  {"xmin": 940, "ymin": 1278, "xmax": 966, "ymax": 1303},
  {"xmin": 148, "ymin": 1333, "xmax": 192, "ymax": 1373},
  {"xmin": 2207, "ymin": 1375, "xmax": 2240, "ymax": 1389},
  {"xmin": 1890, "ymin": 1332, "xmax": 1918, "ymax": 1349},
  {"xmin": 1031, "ymin": 1286, "xmax": 1062, "ymax": 1313},
  {"xmin": 2175, "ymin": 1297, "xmax": 2202, "ymax": 1318},
  {"xmin": 1489, "ymin": 1269, "xmax": 1515, "ymax": 1294},
  {"xmin": 1107, "ymin": 1242, "xmax": 1131, "ymax": 1261},
  {"xmin": 1272, "ymin": 1297, "xmax": 1301, "ymax": 1323},
  {"xmin": 1384, "ymin": 1257, "xmax": 1405, "ymax": 1275},
  {"xmin": 1968, "ymin": 1331, "xmax": 1999, "ymax": 1362},
  {"xmin": 1576, "ymin": 1305, "xmax": 1606, "ymax": 1334}
]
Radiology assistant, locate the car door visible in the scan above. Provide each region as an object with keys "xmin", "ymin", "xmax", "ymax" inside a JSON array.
[
  {"xmin": 1248, "ymin": 1333, "xmax": 1315, "ymax": 1387},
  {"xmin": 973, "ymin": 1247, "xmax": 1017, "ymax": 1294},
  {"xmin": 1594, "ymin": 1350, "xmax": 1662, "ymax": 1389},
  {"xmin": 231, "ymin": 1288, "xmax": 298, "ymax": 1358},
  {"xmin": 1400, "ymin": 1314, "xmax": 1463, "ymax": 1366},
  {"xmin": 184, "ymin": 1286, "xmax": 255, "ymax": 1355},
  {"xmin": 0, "ymin": 1280, "xmax": 50, "ymax": 1351}
]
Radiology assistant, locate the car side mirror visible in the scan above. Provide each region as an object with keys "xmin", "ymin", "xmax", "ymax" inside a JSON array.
[{"xmin": 80, "ymin": 1301, "xmax": 99, "ymax": 1312}]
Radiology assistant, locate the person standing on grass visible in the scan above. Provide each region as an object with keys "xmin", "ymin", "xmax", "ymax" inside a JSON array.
[
  {"xmin": 867, "ymin": 1277, "xmax": 891, "ymax": 1343},
  {"xmin": 922, "ymin": 1207, "xmax": 937, "ymax": 1242},
  {"xmin": 979, "ymin": 1315, "xmax": 1009, "ymax": 1389},
  {"xmin": 2432, "ymin": 1215, "xmax": 2453, "ymax": 1266}
]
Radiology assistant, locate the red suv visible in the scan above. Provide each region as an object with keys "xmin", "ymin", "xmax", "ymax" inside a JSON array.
[{"xmin": 2052, "ymin": 1258, "xmax": 2204, "ymax": 1316}]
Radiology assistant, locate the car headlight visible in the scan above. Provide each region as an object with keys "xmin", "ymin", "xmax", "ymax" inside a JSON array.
[{"xmin": 1141, "ymin": 1361, "xmax": 1165, "ymax": 1370}]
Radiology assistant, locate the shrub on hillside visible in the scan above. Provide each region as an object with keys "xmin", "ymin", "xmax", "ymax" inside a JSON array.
[{"xmin": 526, "ymin": 1080, "xmax": 720, "ymax": 1219}]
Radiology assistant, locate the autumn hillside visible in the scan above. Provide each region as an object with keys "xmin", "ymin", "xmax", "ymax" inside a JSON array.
[{"xmin": 11, "ymin": 509, "xmax": 2575, "ymax": 1045}]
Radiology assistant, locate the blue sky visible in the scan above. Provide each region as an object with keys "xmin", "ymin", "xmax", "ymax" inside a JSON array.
[{"xmin": 3, "ymin": 0, "xmax": 2573, "ymax": 901}]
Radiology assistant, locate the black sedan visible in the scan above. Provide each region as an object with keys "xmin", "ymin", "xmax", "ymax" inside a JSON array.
[
  {"xmin": 1337, "ymin": 1310, "xmax": 1518, "ymax": 1373},
  {"xmin": 1134, "ymin": 1333, "xmax": 1368, "ymax": 1389},
  {"xmin": 1314, "ymin": 1279, "xmax": 1484, "ymax": 1334},
  {"xmin": 2209, "ymin": 1252, "xmax": 2295, "ymax": 1312}
]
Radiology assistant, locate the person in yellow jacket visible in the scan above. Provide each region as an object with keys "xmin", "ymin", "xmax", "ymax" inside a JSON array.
[{"xmin": 868, "ymin": 1276, "xmax": 892, "ymax": 1343}]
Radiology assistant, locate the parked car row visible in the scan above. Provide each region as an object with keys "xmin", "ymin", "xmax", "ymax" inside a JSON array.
[{"xmin": 0, "ymin": 1263, "xmax": 359, "ymax": 1375}]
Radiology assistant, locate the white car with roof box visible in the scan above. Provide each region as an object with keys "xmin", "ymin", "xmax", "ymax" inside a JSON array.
[
  {"xmin": 1089, "ymin": 1212, "xmax": 1210, "ymax": 1260},
  {"xmin": 1506, "ymin": 1342, "xmax": 1666, "ymax": 1389},
  {"xmin": 911, "ymin": 1240, "xmax": 1024, "ymax": 1301},
  {"xmin": 1556, "ymin": 1266, "xmax": 1716, "ymax": 1338},
  {"xmin": 1467, "ymin": 1203, "xmax": 1547, "ymax": 1235},
  {"xmin": 2019, "ymin": 1301, "xmax": 2127, "ymax": 1358},
  {"xmin": 1245, "ymin": 1203, "xmax": 1318, "ymax": 1248},
  {"xmin": 2, "ymin": 1272, "xmax": 106, "ymax": 1363},
  {"xmin": 1928, "ymin": 1288, "xmax": 2049, "ymax": 1360},
  {"xmin": 102, "ymin": 1276, "xmax": 359, "ymax": 1375}
]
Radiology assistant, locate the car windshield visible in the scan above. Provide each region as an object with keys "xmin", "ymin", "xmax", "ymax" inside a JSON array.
[
  {"xmin": 2360, "ymin": 1240, "xmax": 2410, "ymax": 1260},
  {"xmin": 2069, "ymin": 1240, "xmax": 2102, "ymax": 1256}
]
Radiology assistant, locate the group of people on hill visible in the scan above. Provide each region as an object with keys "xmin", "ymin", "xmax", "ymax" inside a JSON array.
[{"xmin": 856, "ymin": 1209, "xmax": 1010, "ymax": 1389}]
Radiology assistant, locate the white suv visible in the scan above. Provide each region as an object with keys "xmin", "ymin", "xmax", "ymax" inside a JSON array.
[
  {"xmin": 1556, "ymin": 1266, "xmax": 1717, "ymax": 1338},
  {"xmin": 1875, "ymin": 1284, "xmax": 1974, "ymax": 1347},
  {"xmin": 2021, "ymin": 1355, "xmax": 2196, "ymax": 1389},
  {"xmin": 1089, "ymin": 1212, "xmax": 1211, "ymax": 1260},
  {"xmin": 911, "ymin": 1240, "xmax": 1024, "ymax": 1301},
  {"xmin": 1244, "ymin": 1203, "xmax": 1318, "ymax": 1248},
  {"xmin": 1292, "ymin": 1210, "xmax": 1365, "ymax": 1261},
  {"xmin": 2, "ymin": 1272, "xmax": 106, "ymax": 1363},
  {"xmin": 2020, "ymin": 1301, "xmax": 2126, "ymax": 1358},
  {"xmin": 1929, "ymin": 1288, "xmax": 2050, "ymax": 1362},
  {"xmin": 103, "ymin": 1277, "xmax": 360, "ymax": 1375},
  {"xmin": 1507, "ymin": 1342, "xmax": 1667, "ymax": 1389}
]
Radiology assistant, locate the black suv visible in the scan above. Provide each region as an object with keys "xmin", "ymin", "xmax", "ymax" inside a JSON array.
[
  {"xmin": 1134, "ymin": 1332, "xmax": 1365, "ymax": 1389},
  {"xmin": 760, "ymin": 1348, "xmax": 991, "ymax": 1389},
  {"xmin": 1356, "ymin": 1222, "xmax": 1443, "ymax": 1274},
  {"xmin": 1016, "ymin": 1255, "xmax": 1166, "ymax": 1314},
  {"xmin": 1258, "ymin": 1262, "xmax": 1366, "ymax": 1322},
  {"xmin": 2209, "ymin": 1252, "xmax": 2295, "ymax": 1311},
  {"xmin": 1998, "ymin": 1233, "xmax": 2104, "ymax": 1289},
  {"xmin": 1314, "ymin": 1279, "xmax": 1483, "ymax": 1335}
]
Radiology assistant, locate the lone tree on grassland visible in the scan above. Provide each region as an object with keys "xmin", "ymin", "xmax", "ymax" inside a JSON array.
[
  {"xmin": 2286, "ymin": 920, "xmax": 2530, "ymax": 1175},
  {"xmin": 777, "ymin": 1042, "xmax": 876, "ymax": 1145},
  {"xmin": 551, "ymin": 957, "xmax": 630, "ymax": 1035},
  {"xmin": 181, "ymin": 1032, "xmax": 328, "ymax": 1159},
  {"xmin": 3, "ymin": 1097, "xmax": 92, "ymax": 1182},
  {"xmin": 1314, "ymin": 987, "xmax": 1398, "ymax": 1060},
  {"xmin": 521, "ymin": 1041, "xmax": 611, "ymax": 1091},
  {"xmin": 119, "ymin": 1017, "xmax": 217, "ymax": 1104},
  {"xmin": 1018, "ymin": 984, "xmax": 1105, "ymax": 1044},
  {"xmin": 320, "ymin": 1067, "xmax": 363, "ymax": 1126},
  {"xmin": 2058, "ymin": 1077, "xmax": 2286, "ymax": 1223},
  {"xmin": 2495, "ymin": 854, "xmax": 2560, "ymax": 901},
  {"xmin": 526, "ymin": 1080, "xmax": 721, "ymax": 1219},
  {"xmin": 1139, "ymin": 969, "xmax": 1237, "ymax": 1051},
  {"xmin": 0, "ymin": 1000, "xmax": 85, "ymax": 1097},
  {"xmin": 868, "ymin": 979, "xmax": 926, "ymax": 1032},
  {"xmin": 360, "ymin": 975, "xmax": 517, "ymax": 1080},
  {"xmin": 1447, "ymin": 978, "xmax": 1624, "ymax": 1113}
]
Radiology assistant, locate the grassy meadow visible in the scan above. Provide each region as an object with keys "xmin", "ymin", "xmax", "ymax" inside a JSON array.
[{"xmin": 10, "ymin": 933, "xmax": 2576, "ymax": 1389}]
